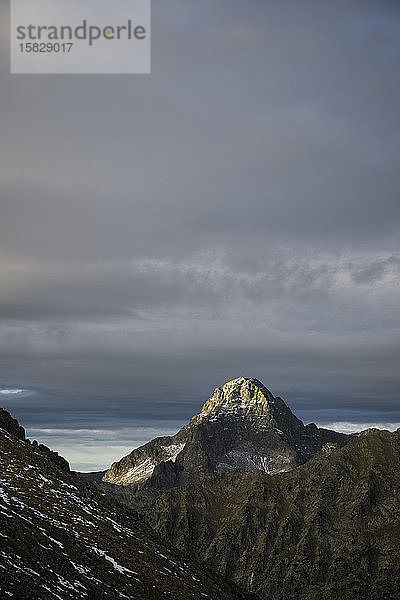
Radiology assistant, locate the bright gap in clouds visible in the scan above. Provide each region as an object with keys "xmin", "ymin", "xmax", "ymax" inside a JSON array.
[
  {"xmin": 26, "ymin": 423, "xmax": 186, "ymax": 472},
  {"xmin": 27, "ymin": 420, "xmax": 400, "ymax": 472},
  {"xmin": 0, "ymin": 389, "xmax": 25, "ymax": 395},
  {"xmin": 317, "ymin": 422, "xmax": 400, "ymax": 434}
]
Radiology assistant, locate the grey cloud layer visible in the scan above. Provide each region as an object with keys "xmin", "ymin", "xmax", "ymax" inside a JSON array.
[{"xmin": 0, "ymin": 0, "xmax": 399, "ymax": 455}]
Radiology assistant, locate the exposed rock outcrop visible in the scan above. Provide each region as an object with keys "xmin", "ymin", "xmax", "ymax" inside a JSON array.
[
  {"xmin": 103, "ymin": 377, "xmax": 350, "ymax": 490},
  {"xmin": 0, "ymin": 407, "xmax": 26, "ymax": 440}
]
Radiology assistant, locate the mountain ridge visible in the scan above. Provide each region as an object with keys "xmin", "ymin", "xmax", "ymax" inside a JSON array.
[
  {"xmin": 102, "ymin": 377, "xmax": 350, "ymax": 489},
  {"xmin": 131, "ymin": 426, "xmax": 400, "ymax": 599},
  {"xmin": 2, "ymin": 377, "xmax": 400, "ymax": 600}
]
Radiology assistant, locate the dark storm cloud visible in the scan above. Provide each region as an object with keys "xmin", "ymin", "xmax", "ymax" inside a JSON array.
[{"xmin": 0, "ymin": 0, "xmax": 399, "ymax": 469}]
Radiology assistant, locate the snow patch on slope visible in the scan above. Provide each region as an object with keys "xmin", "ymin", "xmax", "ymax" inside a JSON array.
[
  {"xmin": 161, "ymin": 443, "xmax": 185, "ymax": 462},
  {"xmin": 216, "ymin": 450, "xmax": 291, "ymax": 475},
  {"xmin": 120, "ymin": 457, "xmax": 156, "ymax": 484}
]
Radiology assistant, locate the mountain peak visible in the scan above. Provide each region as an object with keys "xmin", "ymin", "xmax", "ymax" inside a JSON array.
[
  {"xmin": 103, "ymin": 377, "xmax": 351, "ymax": 488},
  {"xmin": 198, "ymin": 376, "xmax": 277, "ymax": 421}
]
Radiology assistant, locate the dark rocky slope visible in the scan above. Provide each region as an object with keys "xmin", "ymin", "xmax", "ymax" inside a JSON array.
[
  {"xmin": 0, "ymin": 408, "xmax": 254, "ymax": 600},
  {"xmin": 0, "ymin": 407, "xmax": 26, "ymax": 440},
  {"xmin": 137, "ymin": 427, "xmax": 400, "ymax": 600},
  {"xmin": 103, "ymin": 377, "xmax": 350, "ymax": 491}
]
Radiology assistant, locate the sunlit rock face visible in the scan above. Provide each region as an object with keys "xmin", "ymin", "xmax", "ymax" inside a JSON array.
[
  {"xmin": 103, "ymin": 377, "xmax": 350, "ymax": 489},
  {"xmin": 197, "ymin": 377, "xmax": 277, "ymax": 421},
  {"xmin": 103, "ymin": 443, "xmax": 186, "ymax": 485}
]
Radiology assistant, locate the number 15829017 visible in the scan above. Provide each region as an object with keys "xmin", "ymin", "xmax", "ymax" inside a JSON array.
[{"xmin": 19, "ymin": 42, "xmax": 74, "ymax": 53}]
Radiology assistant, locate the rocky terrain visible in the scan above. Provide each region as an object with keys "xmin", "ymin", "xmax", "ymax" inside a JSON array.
[
  {"xmin": 103, "ymin": 377, "xmax": 350, "ymax": 492},
  {"xmin": 99, "ymin": 377, "xmax": 400, "ymax": 600},
  {"xmin": 0, "ymin": 408, "xmax": 253, "ymax": 600},
  {"xmin": 3, "ymin": 376, "xmax": 400, "ymax": 600},
  {"xmin": 135, "ymin": 427, "xmax": 400, "ymax": 600}
]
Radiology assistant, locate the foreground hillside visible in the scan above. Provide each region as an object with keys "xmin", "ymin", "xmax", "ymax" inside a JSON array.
[
  {"xmin": 136, "ymin": 427, "xmax": 400, "ymax": 600},
  {"xmin": 0, "ymin": 408, "xmax": 253, "ymax": 600}
]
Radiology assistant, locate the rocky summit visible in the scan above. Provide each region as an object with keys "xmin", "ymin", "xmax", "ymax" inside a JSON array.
[{"xmin": 103, "ymin": 377, "xmax": 350, "ymax": 490}]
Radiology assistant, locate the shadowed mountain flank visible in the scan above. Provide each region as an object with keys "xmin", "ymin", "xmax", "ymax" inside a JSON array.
[{"xmin": 137, "ymin": 428, "xmax": 400, "ymax": 600}]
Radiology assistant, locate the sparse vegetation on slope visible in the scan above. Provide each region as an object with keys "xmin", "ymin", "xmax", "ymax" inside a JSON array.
[
  {"xmin": 137, "ymin": 428, "xmax": 400, "ymax": 600},
  {"xmin": 0, "ymin": 409, "xmax": 254, "ymax": 600}
]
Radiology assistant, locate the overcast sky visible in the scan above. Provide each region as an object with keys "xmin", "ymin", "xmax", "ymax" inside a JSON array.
[{"xmin": 0, "ymin": 0, "xmax": 399, "ymax": 471}]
